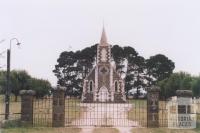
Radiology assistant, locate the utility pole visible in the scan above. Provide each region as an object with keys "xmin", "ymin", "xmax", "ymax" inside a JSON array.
[
  {"xmin": 4, "ymin": 38, "xmax": 20, "ymax": 120},
  {"xmin": 5, "ymin": 49, "xmax": 10, "ymax": 120}
]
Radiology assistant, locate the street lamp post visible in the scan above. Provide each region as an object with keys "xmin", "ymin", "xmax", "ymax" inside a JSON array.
[{"xmin": 5, "ymin": 38, "xmax": 21, "ymax": 120}]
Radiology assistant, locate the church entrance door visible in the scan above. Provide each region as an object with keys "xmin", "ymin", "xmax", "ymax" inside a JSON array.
[{"xmin": 98, "ymin": 86, "xmax": 109, "ymax": 102}]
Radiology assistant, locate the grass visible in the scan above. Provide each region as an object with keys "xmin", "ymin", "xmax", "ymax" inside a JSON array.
[
  {"xmin": 127, "ymin": 99, "xmax": 147, "ymax": 126},
  {"xmin": 1, "ymin": 127, "xmax": 200, "ymax": 133},
  {"xmin": 0, "ymin": 95, "xmax": 21, "ymax": 122},
  {"xmin": 32, "ymin": 98, "xmax": 85, "ymax": 127},
  {"xmin": 65, "ymin": 99, "xmax": 86, "ymax": 125},
  {"xmin": 0, "ymin": 95, "xmax": 21, "ymax": 114},
  {"xmin": 131, "ymin": 128, "xmax": 199, "ymax": 133},
  {"xmin": 0, "ymin": 96, "xmax": 84, "ymax": 127},
  {"xmin": 33, "ymin": 98, "xmax": 53, "ymax": 127},
  {"xmin": 127, "ymin": 100, "xmax": 168, "ymax": 127},
  {"xmin": 0, "ymin": 95, "xmax": 200, "ymax": 133},
  {"xmin": 1, "ymin": 127, "xmax": 82, "ymax": 133},
  {"xmin": 0, "ymin": 95, "xmax": 4, "ymax": 102}
]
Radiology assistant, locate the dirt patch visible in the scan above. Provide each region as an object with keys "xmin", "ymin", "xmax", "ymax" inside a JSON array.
[
  {"xmin": 92, "ymin": 128, "xmax": 119, "ymax": 133},
  {"xmin": 80, "ymin": 127, "xmax": 94, "ymax": 133},
  {"xmin": 116, "ymin": 127, "xmax": 133, "ymax": 133},
  {"xmin": 73, "ymin": 103, "xmax": 139, "ymax": 127}
]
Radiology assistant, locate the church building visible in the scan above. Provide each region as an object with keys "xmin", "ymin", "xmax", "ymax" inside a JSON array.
[{"xmin": 81, "ymin": 27, "xmax": 126, "ymax": 103}]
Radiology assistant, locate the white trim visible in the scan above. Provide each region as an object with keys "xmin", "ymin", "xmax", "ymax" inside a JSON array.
[
  {"xmin": 97, "ymin": 45, "xmax": 99, "ymax": 63},
  {"xmin": 94, "ymin": 66, "xmax": 98, "ymax": 101},
  {"xmin": 110, "ymin": 65, "xmax": 113, "ymax": 91},
  {"xmin": 82, "ymin": 80, "xmax": 88, "ymax": 101},
  {"xmin": 110, "ymin": 64, "xmax": 114, "ymax": 101},
  {"xmin": 108, "ymin": 45, "xmax": 111, "ymax": 62}
]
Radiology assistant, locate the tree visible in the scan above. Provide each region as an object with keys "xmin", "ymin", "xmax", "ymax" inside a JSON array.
[
  {"xmin": 76, "ymin": 44, "xmax": 97, "ymax": 79},
  {"xmin": 0, "ymin": 71, "xmax": 6, "ymax": 94},
  {"xmin": 29, "ymin": 78, "xmax": 52, "ymax": 98},
  {"xmin": 192, "ymin": 77, "xmax": 200, "ymax": 97},
  {"xmin": 158, "ymin": 72, "xmax": 193, "ymax": 99},
  {"xmin": 158, "ymin": 73, "xmax": 181, "ymax": 99},
  {"xmin": 111, "ymin": 45, "xmax": 125, "ymax": 77},
  {"xmin": 146, "ymin": 54, "xmax": 175, "ymax": 86},
  {"xmin": 125, "ymin": 55, "xmax": 146, "ymax": 96},
  {"xmin": 10, "ymin": 70, "xmax": 31, "ymax": 101},
  {"xmin": 53, "ymin": 51, "xmax": 78, "ymax": 95},
  {"xmin": 53, "ymin": 44, "xmax": 175, "ymax": 96},
  {"xmin": 0, "ymin": 70, "xmax": 52, "ymax": 99},
  {"xmin": 0, "ymin": 70, "xmax": 31, "ymax": 101}
]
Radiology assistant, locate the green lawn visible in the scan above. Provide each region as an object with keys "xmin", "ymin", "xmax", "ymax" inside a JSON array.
[
  {"xmin": 131, "ymin": 128, "xmax": 200, "ymax": 133},
  {"xmin": 0, "ymin": 95, "xmax": 21, "ymax": 122},
  {"xmin": 127, "ymin": 100, "xmax": 168, "ymax": 127},
  {"xmin": 1, "ymin": 127, "xmax": 82, "ymax": 133},
  {"xmin": 1, "ymin": 96, "xmax": 200, "ymax": 133},
  {"xmin": 32, "ymin": 98, "xmax": 85, "ymax": 127},
  {"xmin": 127, "ymin": 99, "xmax": 147, "ymax": 126},
  {"xmin": 1, "ymin": 127, "xmax": 200, "ymax": 133},
  {"xmin": 0, "ymin": 95, "xmax": 4, "ymax": 102},
  {"xmin": 65, "ymin": 99, "xmax": 86, "ymax": 125}
]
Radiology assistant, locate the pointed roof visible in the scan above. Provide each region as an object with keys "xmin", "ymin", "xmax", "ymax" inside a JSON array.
[{"xmin": 100, "ymin": 26, "xmax": 108, "ymax": 45}]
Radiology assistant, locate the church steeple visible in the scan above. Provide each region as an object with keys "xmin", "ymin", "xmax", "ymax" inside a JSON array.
[
  {"xmin": 100, "ymin": 26, "xmax": 108, "ymax": 45},
  {"xmin": 97, "ymin": 26, "xmax": 111, "ymax": 63},
  {"xmin": 82, "ymin": 25, "xmax": 126, "ymax": 103}
]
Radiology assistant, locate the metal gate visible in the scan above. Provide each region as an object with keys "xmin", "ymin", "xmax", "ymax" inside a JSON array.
[
  {"xmin": 65, "ymin": 98, "xmax": 147, "ymax": 127},
  {"xmin": 33, "ymin": 97, "xmax": 52, "ymax": 127},
  {"xmin": 32, "ymin": 95, "xmax": 168, "ymax": 127}
]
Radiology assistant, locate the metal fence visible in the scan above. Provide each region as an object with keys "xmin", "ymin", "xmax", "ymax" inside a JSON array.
[
  {"xmin": 65, "ymin": 98, "xmax": 147, "ymax": 127},
  {"xmin": 159, "ymin": 100, "xmax": 168, "ymax": 127},
  {"xmin": 32, "ymin": 96, "xmax": 168, "ymax": 127},
  {"xmin": 32, "ymin": 97, "xmax": 148, "ymax": 127},
  {"xmin": 194, "ymin": 98, "xmax": 200, "ymax": 126},
  {"xmin": 33, "ymin": 97, "xmax": 52, "ymax": 127},
  {"xmin": 1, "ymin": 95, "xmax": 199, "ymax": 128},
  {"xmin": 0, "ymin": 95, "xmax": 21, "ymax": 125}
]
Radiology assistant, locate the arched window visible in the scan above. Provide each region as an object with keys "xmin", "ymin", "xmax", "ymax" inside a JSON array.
[
  {"xmin": 115, "ymin": 81, "xmax": 118, "ymax": 92},
  {"xmin": 90, "ymin": 81, "xmax": 93, "ymax": 92}
]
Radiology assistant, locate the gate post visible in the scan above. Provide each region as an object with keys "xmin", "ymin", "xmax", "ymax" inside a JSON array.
[
  {"xmin": 52, "ymin": 86, "xmax": 65, "ymax": 127},
  {"xmin": 20, "ymin": 90, "xmax": 35, "ymax": 125},
  {"xmin": 147, "ymin": 86, "xmax": 160, "ymax": 128},
  {"xmin": 175, "ymin": 90, "xmax": 196, "ymax": 129}
]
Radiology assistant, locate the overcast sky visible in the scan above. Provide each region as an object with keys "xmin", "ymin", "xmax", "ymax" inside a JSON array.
[{"xmin": 0, "ymin": 0, "xmax": 200, "ymax": 86}]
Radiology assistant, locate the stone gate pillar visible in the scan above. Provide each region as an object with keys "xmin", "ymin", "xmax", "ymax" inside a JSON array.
[
  {"xmin": 20, "ymin": 90, "xmax": 35, "ymax": 125},
  {"xmin": 52, "ymin": 86, "xmax": 65, "ymax": 127},
  {"xmin": 147, "ymin": 86, "xmax": 160, "ymax": 128},
  {"xmin": 175, "ymin": 90, "xmax": 196, "ymax": 129}
]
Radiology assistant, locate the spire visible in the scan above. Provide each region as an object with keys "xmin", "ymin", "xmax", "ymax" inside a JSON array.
[{"xmin": 100, "ymin": 26, "xmax": 108, "ymax": 45}]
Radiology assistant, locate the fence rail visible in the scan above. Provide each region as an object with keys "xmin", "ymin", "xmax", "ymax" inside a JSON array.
[
  {"xmin": 33, "ymin": 97, "xmax": 52, "ymax": 127},
  {"xmin": 0, "ymin": 95, "xmax": 21, "ymax": 123},
  {"xmin": 0, "ymin": 95, "xmax": 200, "ymax": 128}
]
